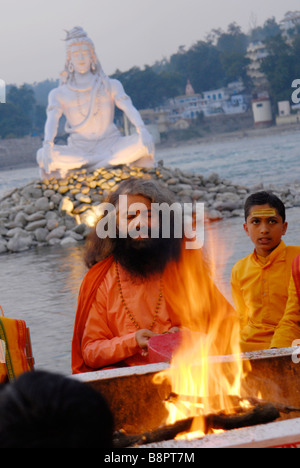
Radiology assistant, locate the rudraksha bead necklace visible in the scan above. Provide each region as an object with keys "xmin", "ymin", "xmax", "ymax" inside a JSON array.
[{"xmin": 115, "ymin": 261, "xmax": 163, "ymax": 331}]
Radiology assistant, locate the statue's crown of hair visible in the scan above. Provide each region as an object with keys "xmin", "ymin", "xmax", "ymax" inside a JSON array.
[{"xmin": 64, "ymin": 26, "xmax": 88, "ymax": 42}]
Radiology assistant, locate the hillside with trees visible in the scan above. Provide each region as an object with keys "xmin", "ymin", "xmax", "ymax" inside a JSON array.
[{"xmin": 0, "ymin": 15, "xmax": 299, "ymax": 139}]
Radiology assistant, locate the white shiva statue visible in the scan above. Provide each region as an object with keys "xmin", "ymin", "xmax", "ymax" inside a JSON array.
[{"xmin": 37, "ymin": 27, "xmax": 155, "ymax": 179}]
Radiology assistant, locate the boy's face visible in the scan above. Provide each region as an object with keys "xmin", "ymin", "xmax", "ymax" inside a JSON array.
[{"xmin": 243, "ymin": 204, "xmax": 288, "ymax": 257}]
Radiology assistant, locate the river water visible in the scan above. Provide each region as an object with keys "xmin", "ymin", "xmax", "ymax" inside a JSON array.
[{"xmin": 0, "ymin": 129, "xmax": 300, "ymax": 375}]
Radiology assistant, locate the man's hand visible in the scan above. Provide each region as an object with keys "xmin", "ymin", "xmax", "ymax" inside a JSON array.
[{"xmin": 135, "ymin": 329, "xmax": 156, "ymax": 356}]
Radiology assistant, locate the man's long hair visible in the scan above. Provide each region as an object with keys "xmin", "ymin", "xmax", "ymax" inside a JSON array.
[{"xmin": 84, "ymin": 177, "xmax": 183, "ymax": 270}]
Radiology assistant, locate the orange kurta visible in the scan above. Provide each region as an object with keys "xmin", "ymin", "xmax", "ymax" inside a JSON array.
[
  {"xmin": 81, "ymin": 262, "xmax": 175, "ymax": 369},
  {"xmin": 231, "ymin": 241, "xmax": 300, "ymax": 352}
]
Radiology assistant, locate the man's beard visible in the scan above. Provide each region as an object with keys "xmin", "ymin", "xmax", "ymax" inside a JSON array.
[{"xmin": 113, "ymin": 234, "xmax": 182, "ymax": 280}]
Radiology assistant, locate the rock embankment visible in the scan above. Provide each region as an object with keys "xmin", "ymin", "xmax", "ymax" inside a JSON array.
[{"xmin": 0, "ymin": 161, "xmax": 299, "ymax": 254}]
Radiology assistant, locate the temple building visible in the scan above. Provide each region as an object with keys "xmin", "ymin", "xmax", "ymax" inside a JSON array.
[
  {"xmin": 155, "ymin": 79, "xmax": 250, "ymax": 126},
  {"xmin": 246, "ymin": 42, "xmax": 269, "ymax": 92}
]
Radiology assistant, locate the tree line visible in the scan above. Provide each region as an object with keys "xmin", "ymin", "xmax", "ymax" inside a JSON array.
[{"xmin": 0, "ymin": 16, "xmax": 299, "ymax": 139}]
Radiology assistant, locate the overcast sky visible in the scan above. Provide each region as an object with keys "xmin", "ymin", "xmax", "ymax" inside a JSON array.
[{"xmin": 1, "ymin": 0, "xmax": 299, "ymax": 85}]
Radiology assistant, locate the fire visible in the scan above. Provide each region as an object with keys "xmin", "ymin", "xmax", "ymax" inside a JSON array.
[{"xmin": 153, "ymin": 222, "xmax": 250, "ymax": 438}]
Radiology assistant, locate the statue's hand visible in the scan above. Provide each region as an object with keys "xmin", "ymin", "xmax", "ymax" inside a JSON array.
[
  {"xmin": 137, "ymin": 126, "xmax": 154, "ymax": 156},
  {"xmin": 42, "ymin": 142, "xmax": 54, "ymax": 174}
]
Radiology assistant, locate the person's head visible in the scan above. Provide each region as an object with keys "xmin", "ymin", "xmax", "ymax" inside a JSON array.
[
  {"xmin": 84, "ymin": 177, "xmax": 184, "ymax": 278},
  {"xmin": 0, "ymin": 370, "xmax": 114, "ymax": 448},
  {"xmin": 243, "ymin": 191, "xmax": 288, "ymax": 257}
]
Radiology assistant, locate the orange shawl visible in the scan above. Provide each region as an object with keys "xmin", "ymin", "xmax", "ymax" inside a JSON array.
[
  {"xmin": 72, "ymin": 256, "xmax": 114, "ymax": 374},
  {"xmin": 71, "ymin": 247, "xmax": 235, "ymax": 374}
]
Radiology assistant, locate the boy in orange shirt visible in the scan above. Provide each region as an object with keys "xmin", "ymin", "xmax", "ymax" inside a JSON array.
[{"xmin": 231, "ymin": 191, "xmax": 300, "ymax": 352}]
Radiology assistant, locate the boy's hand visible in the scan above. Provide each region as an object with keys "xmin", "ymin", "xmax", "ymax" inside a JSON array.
[{"xmin": 135, "ymin": 329, "xmax": 156, "ymax": 356}]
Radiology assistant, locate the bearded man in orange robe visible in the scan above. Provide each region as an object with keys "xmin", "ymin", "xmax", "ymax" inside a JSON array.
[{"xmin": 72, "ymin": 177, "xmax": 236, "ymax": 374}]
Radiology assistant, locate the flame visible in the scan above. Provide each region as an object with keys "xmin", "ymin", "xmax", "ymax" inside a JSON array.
[{"xmin": 154, "ymin": 222, "xmax": 250, "ymax": 438}]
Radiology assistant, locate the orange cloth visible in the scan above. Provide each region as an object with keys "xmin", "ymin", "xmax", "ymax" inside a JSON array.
[
  {"xmin": 293, "ymin": 253, "xmax": 300, "ymax": 303},
  {"xmin": 271, "ymin": 254, "xmax": 300, "ymax": 348},
  {"xmin": 0, "ymin": 317, "xmax": 30, "ymax": 382},
  {"xmin": 72, "ymin": 256, "xmax": 114, "ymax": 374},
  {"xmin": 231, "ymin": 241, "xmax": 300, "ymax": 352},
  {"xmin": 81, "ymin": 262, "xmax": 176, "ymax": 369},
  {"xmin": 72, "ymin": 246, "xmax": 235, "ymax": 374}
]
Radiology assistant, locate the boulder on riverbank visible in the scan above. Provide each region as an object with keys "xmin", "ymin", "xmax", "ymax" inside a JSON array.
[{"xmin": 0, "ymin": 161, "xmax": 299, "ymax": 254}]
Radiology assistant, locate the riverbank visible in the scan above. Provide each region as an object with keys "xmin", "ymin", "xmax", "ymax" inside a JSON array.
[
  {"xmin": 0, "ymin": 135, "xmax": 41, "ymax": 171},
  {"xmin": 157, "ymin": 121, "xmax": 300, "ymax": 149},
  {"xmin": 1, "ymin": 121, "xmax": 300, "ymax": 172}
]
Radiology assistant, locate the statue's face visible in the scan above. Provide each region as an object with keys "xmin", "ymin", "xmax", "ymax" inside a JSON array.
[{"xmin": 70, "ymin": 44, "xmax": 91, "ymax": 74}]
